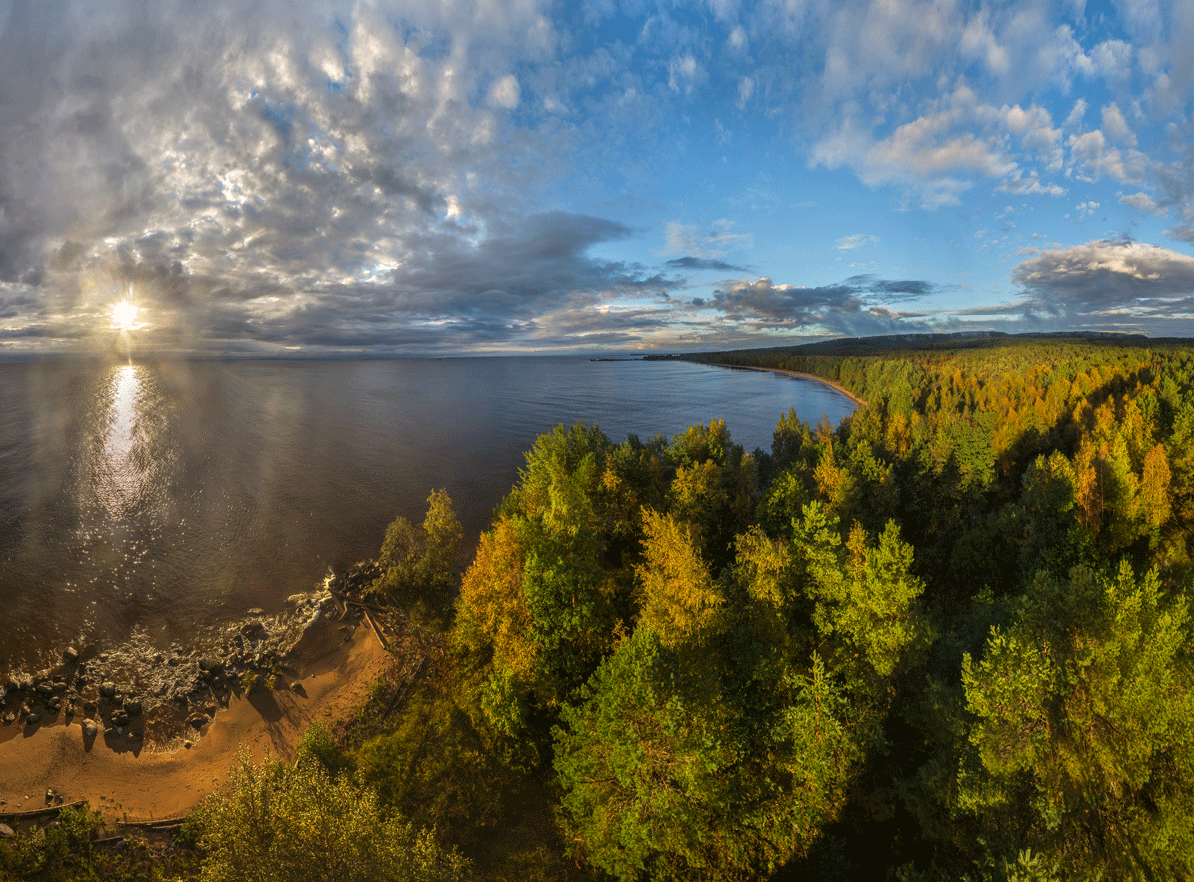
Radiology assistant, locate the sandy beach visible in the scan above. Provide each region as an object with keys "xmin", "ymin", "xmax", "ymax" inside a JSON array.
[
  {"xmin": 712, "ymin": 363, "xmax": 869, "ymax": 407},
  {"xmin": 0, "ymin": 616, "xmax": 391, "ymax": 824}
]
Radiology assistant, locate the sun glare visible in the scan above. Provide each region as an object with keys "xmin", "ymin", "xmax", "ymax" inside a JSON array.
[{"xmin": 112, "ymin": 299, "xmax": 140, "ymax": 331}]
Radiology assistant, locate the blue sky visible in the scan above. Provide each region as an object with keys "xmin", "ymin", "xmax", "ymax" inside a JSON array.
[{"xmin": 1, "ymin": 0, "xmax": 1192, "ymax": 355}]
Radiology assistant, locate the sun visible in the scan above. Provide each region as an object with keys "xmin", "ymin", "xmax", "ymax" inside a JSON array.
[{"xmin": 111, "ymin": 300, "xmax": 140, "ymax": 331}]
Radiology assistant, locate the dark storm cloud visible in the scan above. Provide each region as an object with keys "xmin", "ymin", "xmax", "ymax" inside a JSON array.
[
  {"xmin": 704, "ymin": 275, "xmax": 934, "ymax": 335},
  {"xmin": 1011, "ymin": 239, "xmax": 1194, "ymax": 331}
]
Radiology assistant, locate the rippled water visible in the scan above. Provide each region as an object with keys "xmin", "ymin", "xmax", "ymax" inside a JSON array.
[{"xmin": 0, "ymin": 356, "xmax": 854, "ymax": 674}]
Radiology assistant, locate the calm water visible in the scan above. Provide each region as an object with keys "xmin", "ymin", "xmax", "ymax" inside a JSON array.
[{"xmin": 0, "ymin": 357, "xmax": 854, "ymax": 673}]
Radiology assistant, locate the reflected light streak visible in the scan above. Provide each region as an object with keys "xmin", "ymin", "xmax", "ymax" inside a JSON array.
[{"xmin": 99, "ymin": 364, "xmax": 146, "ymax": 516}]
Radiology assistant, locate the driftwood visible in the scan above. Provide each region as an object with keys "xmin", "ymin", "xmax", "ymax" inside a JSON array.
[
  {"xmin": 327, "ymin": 587, "xmax": 387, "ymax": 615},
  {"xmin": 117, "ymin": 816, "xmax": 188, "ymax": 831},
  {"xmin": 0, "ymin": 800, "xmax": 86, "ymax": 821},
  {"xmin": 362, "ymin": 609, "xmax": 388, "ymax": 650}
]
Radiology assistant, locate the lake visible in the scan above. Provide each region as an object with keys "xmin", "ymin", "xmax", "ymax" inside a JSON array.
[{"xmin": 0, "ymin": 356, "xmax": 855, "ymax": 675}]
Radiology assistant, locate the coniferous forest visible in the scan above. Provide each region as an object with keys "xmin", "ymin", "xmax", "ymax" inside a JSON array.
[{"xmin": 5, "ymin": 334, "xmax": 1194, "ymax": 881}]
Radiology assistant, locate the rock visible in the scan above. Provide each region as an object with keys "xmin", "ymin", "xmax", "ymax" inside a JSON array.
[
  {"xmin": 47, "ymin": 697, "xmax": 61, "ymax": 711},
  {"xmin": 1, "ymin": 712, "xmax": 14, "ymax": 725},
  {"xmin": 99, "ymin": 682, "xmax": 116, "ymax": 699},
  {"xmin": 0, "ymin": 824, "xmax": 13, "ymax": 838},
  {"xmin": 62, "ymin": 647, "xmax": 79, "ymax": 664},
  {"xmin": 83, "ymin": 720, "xmax": 98, "ymax": 738},
  {"xmin": 167, "ymin": 657, "xmax": 180, "ymax": 667},
  {"xmin": 198, "ymin": 658, "xmax": 225, "ymax": 675},
  {"xmin": 187, "ymin": 714, "xmax": 208, "ymax": 729},
  {"xmin": 124, "ymin": 700, "xmax": 142, "ymax": 716},
  {"xmin": 25, "ymin": 713, "xmax": 40, "ymax": 725},
  {"xmin": 35, "ymin": 682, "xmax": 54, "ymax": 696},
  {"xmin": 183, "ymin": 740, "xmax": 193, "ymax": 749},
  {"xmin": 45, "ymin": 789, "xmax": 55, "ymax": 804}
]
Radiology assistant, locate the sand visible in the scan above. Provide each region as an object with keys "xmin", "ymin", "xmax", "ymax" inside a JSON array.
[
  {"xmin": 712, "ymin": 363, "xmax": 868, "ymax": 407},
  {"xmin": 0, "ymin": 617, "xmax": 391, "ymax": 823}
]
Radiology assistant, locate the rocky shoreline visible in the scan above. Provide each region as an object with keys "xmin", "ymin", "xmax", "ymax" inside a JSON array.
[{"xmin": 0, "ymin": 562, "xmax": 383, "ymax": 754}]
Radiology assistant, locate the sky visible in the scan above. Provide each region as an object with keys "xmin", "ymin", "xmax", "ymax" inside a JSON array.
[{"xmin": 1, "ymin": 0, "xmax": 1193, "ymax": 356}]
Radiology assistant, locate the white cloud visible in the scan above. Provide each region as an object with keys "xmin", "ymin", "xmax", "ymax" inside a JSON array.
[
  {"xmin": 728, "ymin": 25, "xmax": 748, "ymax": 51},
  {"xmin": 1064, "ymin": 98, "xmax": 1088, "ymax": 129},
  {"xmin": 667, "ymin": 53, "xmax": 704, "ymax": 94},
  {"xmin": 665, "ymin": 219, "xmax": 753, "ymax": 258},
  {"xmin": 1120, "ymin": 192, "xmax": 1164, "ymax": 215},
  {"xmin": 1066, "ymin": 129, "xmax": 1148, "ymax": 183},
  {"xmin": 1101, "ymin": 102, "xmax": 1136, "ymax": 146},
  {"xmin": 1090, "ymin": 39, "xmax": 1133, "ymax": 79},
  {"xmin": 835, "ymin": 233, "xmax": 879, "ymax": 250},
  {"xmin": 737, "ymin": 75, "xmax": 754, "ymax": 106},
  {"xmin": 488, "ymin": 74, "xmax": 522, "ymax": 109}
]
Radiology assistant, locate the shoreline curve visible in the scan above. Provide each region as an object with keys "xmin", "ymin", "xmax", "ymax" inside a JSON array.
[
  {"xmin": 0, "ymin": 619, "xmax": 391, "ymax": 824},
  {"xmin": 705, "ymin": 362, "xmax": 868, "ymax": 407}
]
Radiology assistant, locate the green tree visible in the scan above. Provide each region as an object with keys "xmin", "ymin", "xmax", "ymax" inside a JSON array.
[
  {"xmin": 371, "ymin": 489, "xmax": 463, "ymax": 619},
  {"xmin": 635, "ymin": 508, "xmax": 723, "ymax": 647},
  {"xmin": 961, "ymin": 563, "xmax": 1194, "ymax": 880},
  {"xmin": 193, "ymin": 750, "xmax": 471, "ymax": 882}
]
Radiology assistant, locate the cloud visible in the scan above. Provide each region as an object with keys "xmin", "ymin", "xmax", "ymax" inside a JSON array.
[
  {"xmin": 1121, "ymin": 192, "xmax": 1165, "ymax": 215},
  {"xmin": 665, "ymin": 220, "xmax": 752, "ymax": 258},
  {"xmin": 1101, "ymin": 103, "xmax": 1136, "ymax": 146},
  {"xmin": 666, "ymin": 257, "xmax": 748, "ymax": 272},
  {"xmin": 1066, "ymin": 129, "xmax": 1149, "ymax": 183},
  {"xmin": 999, "ymin": 175, "xmax": 1066, "ymax": 196},
  {"xmin": 1164, "ymin": 225, "xmax": 1194, "ymax": 245},
  {"xmin": 1011, "ymin": 239, "xmax": 1194, "ymax": 328},
  {"xmin": 703, "ymin": 274, "xmax": 935, "ymax": 335},
  {"xmin": 488, "ymin": 75, "xmax": 522, "ymax": 110},
  {"xmin": 835, "ymin": 234, "xmax": 879, "ymax": 250}
]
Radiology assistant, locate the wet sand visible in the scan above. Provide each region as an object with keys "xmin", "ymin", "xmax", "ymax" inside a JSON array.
[{"xmin": 0, "ymin": 616, "xmax": 391, "ymax": 823}]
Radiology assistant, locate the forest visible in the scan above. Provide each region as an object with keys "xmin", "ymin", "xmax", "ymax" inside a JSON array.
[{"xmin": 4, "ymin": 333, "xmax": 1194, "ymax": 881}]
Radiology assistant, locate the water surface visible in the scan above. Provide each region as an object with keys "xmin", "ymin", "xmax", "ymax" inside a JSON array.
[{"xmin": 0, "ymin": 356, "xmax": 854, "ymax": 673}]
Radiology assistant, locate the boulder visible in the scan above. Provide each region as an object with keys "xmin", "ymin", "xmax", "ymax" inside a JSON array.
[
  {"xmin": 99, "ymin": 682, "xmax": 116, "ymax": 699},
  {"xmin": 198, "ymin": 658, "xmax": 225, "ymax": 675},
  {"xmin": 25, "ymin": 713, "xmax": 40, "ymax": 725},
  {"xmin": 62, "ymin": 647, "xmax": 79, "ymax": 664},
  {"xmin": 83, "ymin": 720, "xmax": 98, "ymax": 738},
  {"xmin": 0, "ymin": 824, "xmax": 14, "ymax": 838}
]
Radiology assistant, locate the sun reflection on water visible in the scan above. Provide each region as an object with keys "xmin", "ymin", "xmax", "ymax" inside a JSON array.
[{"xmin": 98, "ymin": 363, "xmax": 149, "ymax": 517}]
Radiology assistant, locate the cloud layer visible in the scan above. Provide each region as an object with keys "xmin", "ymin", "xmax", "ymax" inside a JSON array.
[{"xmin": 0, "ymin": 0, "xmax": 1191, "ymax": 354}]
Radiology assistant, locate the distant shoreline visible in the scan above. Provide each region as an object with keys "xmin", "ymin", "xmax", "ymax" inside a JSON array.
[{"xmin": 702, "ymin": 362, "xmax": 868, "ymax": 408}]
